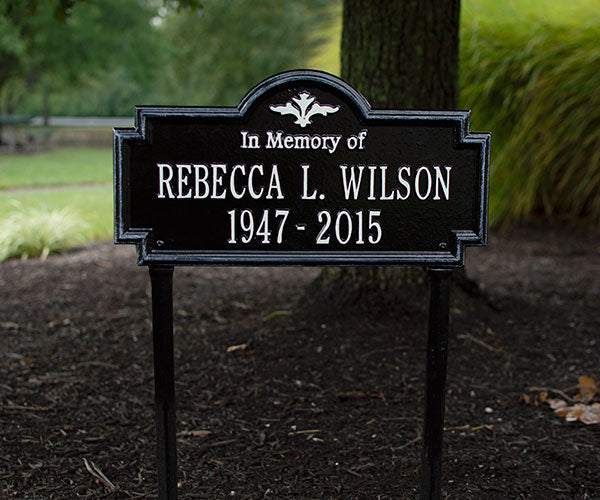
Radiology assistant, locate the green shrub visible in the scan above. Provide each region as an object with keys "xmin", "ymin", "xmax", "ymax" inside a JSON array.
[
  {"xmin": 460, "ymin": 1, "xmax": 600, "ymax": 225},
  {"xmin": 0, "ymin": 203, "xmax": 89, "ymax": 261},
  {"xmin": 0, "ymin": 186, "xmax": 114, "ymax": 242}
]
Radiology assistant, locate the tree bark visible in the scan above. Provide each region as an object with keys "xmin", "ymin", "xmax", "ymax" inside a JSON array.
[
  {"xmin": 341, "ymin": 0, "xmax": 460, "ymax": 110},
  {"xmin": 310, "ymin": 0, "xmax": 462, "ymax": 309}
]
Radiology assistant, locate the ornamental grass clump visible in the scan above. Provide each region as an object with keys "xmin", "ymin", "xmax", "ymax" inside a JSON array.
[
  {"xmin": 0, "ymin": 204, "xmax": 88, "ymax": 261},
  {"xmin": 460, "ymin": 0, "xmax": 600, "ymax": 225}
]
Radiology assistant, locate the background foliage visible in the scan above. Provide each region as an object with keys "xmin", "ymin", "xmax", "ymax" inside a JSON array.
[
  {"xmin": 158, "ymin": 0, "xmax": 334, "ymax": 106},
  {"xmin": 0, "ymin": 0, "xmax": 334, "ymax": 115},
  {"xmin": 0, "ymin": 0, "xmax": 599, "ymax": 262},
  {"xmin": 310, "ymin": 0, "xmax": 600, "ymax": 226},
  {"xmin": 0, "ymin": 0, "xmax": 160, "ymax": 117},
  {"xmin": 460, "ymin": 0, "xmax": 600, "ymax": 225}
]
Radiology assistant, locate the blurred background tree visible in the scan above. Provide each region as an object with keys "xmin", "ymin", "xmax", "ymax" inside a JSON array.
[
  {"xmin": 0, "ymin": 0, "xmax": 160, "ymax": 120},
  {"xmin": 158, "ymin": 0, "xmax": 333, "ymax": 106},
  {"xmin": 0, "ymin": 0, "xmax": 334, "ymax": 116}
]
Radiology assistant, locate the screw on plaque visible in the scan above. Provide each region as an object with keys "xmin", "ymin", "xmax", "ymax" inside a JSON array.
[
  {"xmin": 156, "ymin": 240, "xmax": 165, "ymax": 247},
  {"xmin": 439, "ymin": 242, "xmax": 447, "ymax": 250}
]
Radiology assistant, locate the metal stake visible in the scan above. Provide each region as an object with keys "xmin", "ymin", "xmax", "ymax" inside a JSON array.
[
  {"xmin": 420, "ymin": 268, "xmax": 452, "ymax": 500},
  {"xmin": 149, "ymin": 266, "xmax": 178, "ymax": 500}
]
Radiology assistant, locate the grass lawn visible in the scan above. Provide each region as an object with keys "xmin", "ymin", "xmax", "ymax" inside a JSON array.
[
  {"xmin": 0, "ymin": 186, "xmax": 113, "ymax": 241},
  {"xmin": 0, "ymin": 147, "xmax": 112, "ymax": 189},
  {"xmin": 0, "ymin": 146, "xmax": 114, "ymax": 259}
]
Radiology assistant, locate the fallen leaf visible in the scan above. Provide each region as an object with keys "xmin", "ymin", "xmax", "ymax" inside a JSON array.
[
  {"xmin": 564, "ymin": 403, "xmax": 600, "ymax": 425},
  {"xmin": 226, "ymin": 343, "xmax": 247, "ymax": 353},
  {"xmin": 548, "ymin": 398, "xmax": 568, "ymax": 416},
  {"xmin": 564, "ymin": 405, "xmax": 586, "ymax": 422},
  {"xmin": 548, "ymin": 398, "xmax": 566, "ymax": 409},
  {"xmin": 547, "ymin": 399, "xmax": 600, "ymax": 424},
  {"xmin": 519, "ymin": 394, "xmax": 532, "ymax": 405},
  {"xmin": 575, "ymin": 375, "xmax": 597, "ymax": 403},
  {"xmin": 535, "ymin": 376, "xmax": 600, "ymax": 425}
]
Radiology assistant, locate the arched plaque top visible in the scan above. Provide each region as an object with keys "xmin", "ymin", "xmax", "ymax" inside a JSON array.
[{"xmin": 237, "ymin": 70, "xmax": 372, "ymax": 117}]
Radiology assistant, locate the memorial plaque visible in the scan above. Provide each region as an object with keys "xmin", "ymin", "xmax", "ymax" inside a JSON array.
[
  {"xmin": 114, "ymin": 70, "xmax": 491, "ymax": 499},
  {"xmin": 114, "ymin": 70, "xmax": 489, "ymax": 266}
]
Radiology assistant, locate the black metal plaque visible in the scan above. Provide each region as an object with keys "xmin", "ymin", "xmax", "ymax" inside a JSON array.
[{"xmin": 114, "ymin": 70, "xmax": 489, "ymax": 266}]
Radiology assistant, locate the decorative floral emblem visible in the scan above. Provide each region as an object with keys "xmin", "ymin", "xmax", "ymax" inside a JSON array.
[{"xmin": 269, "ymin": 92, "xmax": 340, "ymax": 127}]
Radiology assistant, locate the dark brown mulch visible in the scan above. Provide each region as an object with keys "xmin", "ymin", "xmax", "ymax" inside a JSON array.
[{"xmin": 1, "ymin": 219, "xmax": 599, "ymax": 499}]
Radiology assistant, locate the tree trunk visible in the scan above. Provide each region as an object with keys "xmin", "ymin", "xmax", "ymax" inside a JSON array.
[
  {"xmin": 341, "ymin": 0, "xmax": 459, "ymax": 110},
  {"xmin": 310, "ymin": 0, "xmax": 463, "ymax": 310}
]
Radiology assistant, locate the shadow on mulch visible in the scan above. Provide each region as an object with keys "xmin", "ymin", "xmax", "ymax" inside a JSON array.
[{"xmin": 1, "ymin": 219, "xmax": 599, "ymax": 499}]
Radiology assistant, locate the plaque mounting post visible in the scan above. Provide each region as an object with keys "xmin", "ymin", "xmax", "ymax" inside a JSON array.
[
  {"xmin": 420, "ymin": 268, "xmax": 452, "ymax": 500},
  {"xmin": 149, "ymin": 266, "xmax": 178, "ymax": 500}
]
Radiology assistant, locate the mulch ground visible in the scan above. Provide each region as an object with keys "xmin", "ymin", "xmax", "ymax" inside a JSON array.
[{"xmin": 1, "ymin": 219, "xmax": 599, "ymax": 499}]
